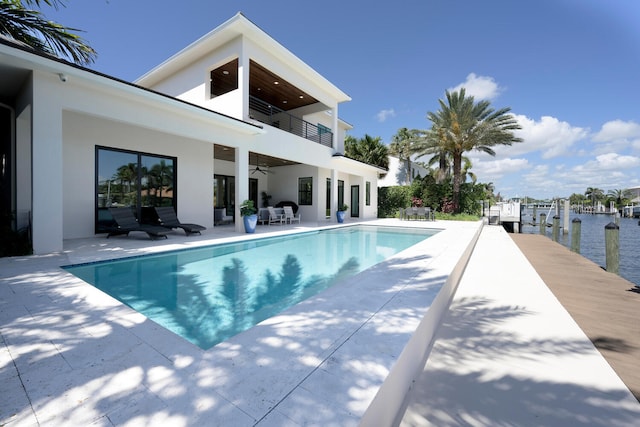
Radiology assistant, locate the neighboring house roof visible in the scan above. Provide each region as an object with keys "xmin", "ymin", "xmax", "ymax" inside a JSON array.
[{"xmin": 135, "ymin": 12, "xmax": 351, "ymax": 104}]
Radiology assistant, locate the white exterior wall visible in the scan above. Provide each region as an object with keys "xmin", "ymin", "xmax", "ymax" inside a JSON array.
[
  {"xmin": 17, "ymin": 66, "xmax": 261, "ymax": 252},
  {"xmin": 148, "ymin": 37, "xmax": 245, "ymax": 120},
  {"xmin": 379, "ymin": 156, "xmax": 431, "ymax": 187},
  {"xmin": 63, "ymin": 112, "xmax": 215, "ymax": 238}
]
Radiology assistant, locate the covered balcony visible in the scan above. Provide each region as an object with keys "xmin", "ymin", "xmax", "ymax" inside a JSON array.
[{"xmin": 211, "ymin": 59, "xmax": 334, "ymax": 147}]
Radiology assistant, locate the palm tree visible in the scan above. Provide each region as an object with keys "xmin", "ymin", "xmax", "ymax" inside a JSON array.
[
  {"xmin": 585, "ymin": 187, "xmax": 604, "ymax": 211},
  {"xmin": 0, "ymin": 0, "xmax": 96, "ymax": 64},
  {"xmin": 607, "ymin": 188, "xmax": 630, "ymax": 208},
  {"xmin": 426, "ymin": 88, "xmax": 522, "ymax": 213},
  {"xmin": 344, "ymin": 134, "xmax": 389, "ymax": 170},
  {"xmin": 389, "ymin": 127, "xmax": 421, "ymax": 185}
]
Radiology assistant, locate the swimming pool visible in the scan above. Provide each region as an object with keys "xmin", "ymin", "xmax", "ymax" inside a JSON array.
[{"xmin": 64, "ymin": 225, "xmax": 438, "ymax": 349}]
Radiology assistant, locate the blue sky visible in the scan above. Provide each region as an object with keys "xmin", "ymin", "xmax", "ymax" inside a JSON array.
[{"xmin": 46, "ymin": 0, "xmax": 640, "ymax": 200}]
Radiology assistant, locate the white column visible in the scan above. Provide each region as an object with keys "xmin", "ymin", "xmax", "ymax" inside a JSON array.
[
  {"xmin": 331, "ymin": 168, "xmax": 339, "ymax": 222},
  {"xmin": 332, "ymin": 105, "xmax": 342, "ymax": 153},
  {"xmin": 239, "ymin": 51, "xmax": 250, "ymax": 120},
  {"xmin": 234, "ymin": 147, "xmax": 249, "ymax": 232},
  {"xmin": 32, "ymin": 73, "xmax": 63, "ymax": 253}
]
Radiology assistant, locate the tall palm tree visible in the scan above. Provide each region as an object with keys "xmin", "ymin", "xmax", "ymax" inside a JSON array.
[
  {"xmin": 0, "ymin": 0, "xmax": 96, "ymax": 64},
  {"xmin": 585, "ymin": 187, "xmax": 604, "ymax": 208},
  {"xmin": 427, "ymin": 88, "xmax": 522, "ymax": 213},
  {"xmin": 389, "ymin": 127, "xmax": 421, "ymax": 185},
  {"xmin": 344, "ymin": 134, "xmax": 389, "ymax": 170},
  {"xmin": 607, "ymin": 188, "xmax": 630, "ymax": 208}
]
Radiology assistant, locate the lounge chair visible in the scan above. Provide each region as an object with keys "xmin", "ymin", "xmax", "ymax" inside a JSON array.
[
  {"xmin": 155, "ymin": 206, "xmax": 206, "ymax": 235},
  {"xmin": 107, "ymin": 208, "xmax": 170, "ymax": 240},
  {"xmin": 283, "ymin": 206, "xmax": 301, "ymax": 224},
  {"xmin": 267, "ymin": 206, "xmax": 284, "ymax": 225}
]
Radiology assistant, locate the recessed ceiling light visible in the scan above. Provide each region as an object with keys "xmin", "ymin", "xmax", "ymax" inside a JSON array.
[
  {"xmin": 274, "ymin": 81, "xmax": 279, "ymax": 85},
  {"xmin": 222, "ymin": 70, "xmax": 229, "ymax": 75},
  {"xmin": 299, "ymin": 95, "xmax": 304, "ymax": 99},
  {"xmin": 283, "ymin": 100, "xmax": 288, "ymax": 104}
]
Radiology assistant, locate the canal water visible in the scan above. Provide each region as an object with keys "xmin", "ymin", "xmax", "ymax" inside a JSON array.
[{"xmin": 520, "ymin": 208, "xmax": 640, "ymax": 287}]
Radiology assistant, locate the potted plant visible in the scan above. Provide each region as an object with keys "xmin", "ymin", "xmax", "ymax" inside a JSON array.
[
  {"xmin": 336, "ymin": 203, "xmax": 348, "ymax": 223},
  {"xmin": 240, "ymin": 199, "xmax": 258, "ymax": 233}
]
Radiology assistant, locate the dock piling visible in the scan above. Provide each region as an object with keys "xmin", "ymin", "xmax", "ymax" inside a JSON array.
[
  {"xmin": 539, "ymin": 213, "xmax": 546, "ymax": 235},
  {"xmin": 571, "ymin": 218, "xmax": 581, "ymax": 253},
  {"xmin": 552, "ymin": 215, "xmax": 560, "ymax": 242},
  {"xmin": 604, "ymin": 222, "xmax": 619, "ymax": 274}
]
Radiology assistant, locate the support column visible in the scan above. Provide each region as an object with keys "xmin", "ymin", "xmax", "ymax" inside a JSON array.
[
  {"xmin": 331, "ymin": 168, "xmax": 338, "ymax": 222},
  {"xmin": 234, "ymin": 147, "xmax": 249, "ymax": 232},
  {"xmin": 32, "ymin": 73, "xmax": 63, "ymax": 254},
  {"xmin": 332, "ymin": 105, "xmax": 341, "ymax": 153}
]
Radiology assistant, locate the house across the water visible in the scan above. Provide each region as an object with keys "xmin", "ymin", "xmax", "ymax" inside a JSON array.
[{"xmin": 0, "ymin": 13, "xmax": 384, "ymax": 254}]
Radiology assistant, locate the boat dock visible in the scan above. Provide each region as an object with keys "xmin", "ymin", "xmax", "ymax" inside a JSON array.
[
  {"xmin": 511, "ymin": 233, "xmax": 640, "ymax": 401},
  {"xmin": 399, "ymin": 225, "xmax": 639, "ymax": 426}
]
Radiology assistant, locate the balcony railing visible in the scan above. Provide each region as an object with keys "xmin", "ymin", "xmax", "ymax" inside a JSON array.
[{"xmin": 249, "ymin": 96, "xmax": 333, "ymax": 147}]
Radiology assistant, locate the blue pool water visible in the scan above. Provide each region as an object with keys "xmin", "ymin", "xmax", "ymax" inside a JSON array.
[{"xmin": 64, "ymin": 225, "xmax": 437, "ymax": 349}]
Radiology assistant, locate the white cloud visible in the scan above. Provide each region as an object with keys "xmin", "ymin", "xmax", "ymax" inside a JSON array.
[
  {"xmin": 449, "ymin": 73, "xmax": 502, "ymax": 100},
  {"xmin": 591, "ymin": 120, "xmax": 640, "ymax": 153},
  {"xmin": 507, "ymin": 115, "xmax": 589, "ymax": 159},
  {"xmin": 574, "ymin": 152, "xmax": 640, "ymax": 172},
  {"xmin": 376, "ymin": 108, "xmax": 396, "ymax": 122},
  {"xmin": 593, "ymin": 120, "xmax": 640, "ymax": 142},
  {"xmin": 472, "ymin": 157, "xmax": 530, "ymax": 179}
]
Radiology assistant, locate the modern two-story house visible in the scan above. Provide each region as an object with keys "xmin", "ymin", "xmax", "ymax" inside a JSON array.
[{"xmin": 0, "ymin": 13, "xmax": 384, "ymax": 254}]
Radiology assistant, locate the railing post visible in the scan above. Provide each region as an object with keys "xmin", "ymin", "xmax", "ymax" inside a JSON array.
[
  {"xmin": 539, "ymin": 213, "xmax": 546, "ymax": 235},
  {"xmin": 571, "ymin": 218, "xmax": 581, "ymax": 253},
  {"xmin": 605, "ymin": 222, "xmax": 619, "ymax": 274}
]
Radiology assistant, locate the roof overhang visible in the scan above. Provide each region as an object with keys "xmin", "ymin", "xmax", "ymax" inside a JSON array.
[
  {"xmin": 0, "ymin": 38, "xmax": 264, "ymax": 136},
  {"xmin": 331, "ymin": 153, "xmax": 388, "ymax": 175},
  {"xmin": 135, "ymin": 13, "xmax": 351, "ymax": 104}
]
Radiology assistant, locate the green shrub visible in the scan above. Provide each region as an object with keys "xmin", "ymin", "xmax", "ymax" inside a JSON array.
[{"xmin": 378, "ymin": 186, "xmax": 411, "ymax": 217}]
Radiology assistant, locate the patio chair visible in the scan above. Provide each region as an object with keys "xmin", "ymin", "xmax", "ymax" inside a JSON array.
[
  {"xmin": 425, "ymin": 207, "xmax": 435, "ymax": 221},
  {"xmin": 107, "ymin": 207, "xmax": 170, "ymax": 240},
  {"xmin": 416, "ymin": 207, "xmax": 427, "ymax": 220},
  {"xmin": 283, "ymin": 206, "xmax": 301, "ymax": 224},
  {"xmin": 405, "ymin": 207, "xmax": 417, "ymax": 220},
  {"xmin": 267, "ymin": 206, "xmax": 284, "ymax": 225},
  {"xmin": 155, "ymin": 206, "xmax": 206, "ymax": 235}
]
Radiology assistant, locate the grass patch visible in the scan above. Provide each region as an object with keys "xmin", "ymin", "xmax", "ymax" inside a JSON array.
[{"xmin": 434, "ymin": 212, "xmax": 480, "ymax": 221}]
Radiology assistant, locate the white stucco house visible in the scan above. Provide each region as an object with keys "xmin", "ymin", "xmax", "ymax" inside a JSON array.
[
  {"xmin": 378, "ymin": 155, "xmax": 430, "ymax": 187},
  {"xmin": 0, "ymin": 13, "xmax": 384, "ymax": 254}
]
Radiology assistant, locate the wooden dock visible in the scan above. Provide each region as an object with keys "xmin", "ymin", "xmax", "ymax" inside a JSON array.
[{"xmin": 510, "ymin": 233, "xmax": 640, "ymax": 401}]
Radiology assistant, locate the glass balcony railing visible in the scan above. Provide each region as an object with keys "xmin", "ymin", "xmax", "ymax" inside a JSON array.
[{"xmin": 249, "ymin": 96, "xmax": 333, "ymax": 147}]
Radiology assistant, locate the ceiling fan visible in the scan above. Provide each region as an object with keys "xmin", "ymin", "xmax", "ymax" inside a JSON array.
[{"xmin": 250, "ymin": 154, "xmax": 273, "ymax": 175}]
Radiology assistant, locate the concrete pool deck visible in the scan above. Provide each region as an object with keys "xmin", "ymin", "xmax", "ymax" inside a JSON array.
[
  {"xmin": 2, "ymin": 219, "xmax": 639, "ymax": 426},
  {"xmin": 1, "ymin": 219, "xmax": 480, "ymax": 426}
]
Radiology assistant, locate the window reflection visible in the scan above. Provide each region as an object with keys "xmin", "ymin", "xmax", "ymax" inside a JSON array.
[{"xmin": 96, "ymin": 147, "xmax": 176, "ymax": 233}]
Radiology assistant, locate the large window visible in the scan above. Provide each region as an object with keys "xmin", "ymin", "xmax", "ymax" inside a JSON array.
[
  {"xmin": 338, "ymin": 180, "xmax": 344, "ymax": 209},
  {"xmin": 298, "ymin": 177, "xmax": 313, "ymax": 206},
  {"xmin": 96, "ymin": 147, "xmax": 176, "ymax": 233}
]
